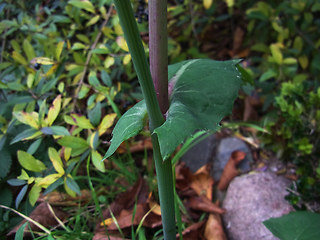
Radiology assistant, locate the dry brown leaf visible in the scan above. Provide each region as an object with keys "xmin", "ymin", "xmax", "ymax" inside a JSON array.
[
  {"xmin": 204, "ymin": 213, "xmax": 227, "ymax": 240},
  {"xmin": 176, "ymin": 221, "xmax": 205, "ymax": 240},
  {"xmin": 188, "ymin": 196, "xmax": 225, "ymax": 215},
  {"xmin": 191, "ymin": 164, "xmax": 214, "ymax": 200},
  {"xmin": 38, "ymin": 189, "xmax": 92, "ymax": 206},
  {"xmin": 7, "ymin": 202, "xmax": 68, "ymax": 238},
  {"xmin": 217, "ymin": 151, "xmax": 246, "ymax": 191}
]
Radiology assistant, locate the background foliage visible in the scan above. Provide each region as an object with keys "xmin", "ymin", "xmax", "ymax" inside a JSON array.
[{"xmin": 0, "ymin": 0, "xmax": 320, "ymax": 237}]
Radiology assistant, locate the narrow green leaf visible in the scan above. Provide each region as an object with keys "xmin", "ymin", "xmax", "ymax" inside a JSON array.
[
  {"xmin": 16, "ymin": 185, "xmax": 28, "ymax": 208},
  {"xmin": 263, "ymin": 211, "xmax": 320, "ymax": 240},
  {"xmin": 43, "ymin": 178, "xmax": 63, "ymax": 195},
  {"xmin": 88, "ymin": 102, "xmax": 102, "ymax": 127},
  {"xmin": 154, "ymin": 59, "xmax": 242, "ymax": 160},
  {"xmin": 104, "ymin": 100, "xmax": 147, "ymax": 159},
  {"xmin": 23, "ymin": 39, "xmax": 35, "ymax": 61},
  {"xmin": 17, "ymin": 150, "xmax": 46, "ymax": 172},
  {"xmin": 28, "ymin": 184, "xmax": 41, "ymax": 206},
  {"xmin": 0, "ymin": 149, "xmax": 11, "ymax": 178},
  {"xmin": 27, "ymin": 138, "xmax": 42, "ymax": 155},
  {"xmin": 56, "ymin": 41, "xmax": 65, "ymax": 61},
  {"xmin": 15, "ymin": 222, "xmax": 28, "ymax": 240},
  {"xmin": 41, "ymin": 126, "xmax": 70, "ymax": 136},
  {"xmin": 7, "ymin": 179, "xmax": 27, "ymax": 186},
  {"xmin": 66, "ymin": 177, "xmax": 81, "ymax": 195}
]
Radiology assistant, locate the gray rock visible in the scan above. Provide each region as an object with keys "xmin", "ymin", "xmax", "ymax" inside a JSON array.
[
  {"xmin": 222, "ymin": 172, "xmax": 293, "ymax": 240},
  {"xmin": 213, "ymin": 137, "xmax": 252, "ymax": 181},
  {"xmin": 181, "ymin": 133, "xmax": 217, "ymax": 173}
]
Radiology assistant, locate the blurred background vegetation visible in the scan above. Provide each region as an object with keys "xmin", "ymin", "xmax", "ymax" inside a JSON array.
[{"xmin": 0, "ymin": 0, "xmax": 319, "ymax": 238}]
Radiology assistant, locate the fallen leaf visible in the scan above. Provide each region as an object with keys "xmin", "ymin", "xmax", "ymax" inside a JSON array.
[
  {"xmin": 217, "ymin": 151, "xmax": 246, "ymax": 190},
  {"xmin": 7, "ymin": 202, "xmax": 68, "ymax": 238},
  {"xmin": 204, "ymin": 213, "xmax": 227, "ymax": 240},
  {"xmin": 38, "ymin": 189, "xmax": 92, "ymax": 206},
  {"xmin": 176, "ymin": 220, "xmax": 205, "ymax": 240},
  {"xmin": 191, "ymin": 164, "xmax": 214, "ymax": 200},
  {"xmin": 189, "ymin": 195, "xmax": 225, "ymax": 215}
]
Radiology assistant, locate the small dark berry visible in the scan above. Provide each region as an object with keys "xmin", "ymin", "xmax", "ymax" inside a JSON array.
[{"xmin": 34, "ymin": 63, "xmax": 41, "ymax": 70}]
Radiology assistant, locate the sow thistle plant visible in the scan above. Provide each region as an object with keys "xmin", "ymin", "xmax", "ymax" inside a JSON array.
[{"xmin": 102, "ymin": 0, "xmax": 242, "ymax": 239}]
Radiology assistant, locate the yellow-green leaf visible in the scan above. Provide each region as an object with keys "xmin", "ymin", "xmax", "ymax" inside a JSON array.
[
  {"xmin": 203, "ymin": 0, "xmax": 213, "ymax": 9},
  {"xmin": 69, "ymin": 0, "xmax": 95, "ymax": 13},
  {"xmin": 293, "ymin": 36, "xmax": 303, "ymax": 53},
  {"xmin": 91, "ymin": 151, "xmax": 105, "ymax": 172},
  {"xmin": 225, "ymin": 0, "xmax": 234, "ymax": 8},
  {"xmin": 283, "ymin": 58, "xmax": 297, "ymax": 65},
  {"xmin": 86, "ymin": 15, "xmax": 100, "ymax": 27},
  {"xmin": 12, "ymin": 51, "xmax": 28, "ymax": 65},
  {"xmin": 48, "ymin": 147, "xmax": 64, "ymax": 175},
  {"xmin": 64, "ymin": 147, "xmax": 72, "ymax": 161},
  {"xmin": 270, "ymin": 44, "xmax": 283, "ymax": 65},
  {"xmin": 17, "ymin": 150, "xmax": 46, "ymax": 172},
  {"xmin": 116, "ymin": 36, "xmax": 129, "ymax": 52},
  {"xmin": 17, "ymin": 169, "xmax": 30, "ymax": 181},
  {"xmin": 29, "ymin": 184, "xmax": 41, "ymax": 206},
  {"xmin": 46, "ymin": 95, "xmax": 61, "ymax": 126},
  {"xmin": 69, "ymin": 114, "xmax": 94, "ymax": 129},
  {"xmin": 56, "ymin": 41, "xmax": 65, "ymax": 61},
  {"xmin": 31, "ymin": 57, "xmax": 55, "ymax": 65},
  {"xmin": 13, "ymin": 111, "xmax": 39, "ymax": 129},
  {"xmin": 298, "ymin": 55, "xmax": 309, "ymax": 69},
  {"xmin": 27, "ymin": 73, "xmax": 34, "ymax": 89},
  {"xmin": 37, "ymin": 173, "xmax": 61, "ymax": 188},
  {"xmin": 23, "ymin": 39, "xmax": 36, "ymax": 61},
  {"xmin": 98, "ymin": 113, "xmax": 117, "ymax": 136},
  {"xmin": 64, "ymin": 178, "xmax": 76, "ymax": 197}
]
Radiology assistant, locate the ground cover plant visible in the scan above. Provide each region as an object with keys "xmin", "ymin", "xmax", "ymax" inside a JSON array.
[{"xmin": 1, "ymin": 0, "xmax": 320, "ymax": 239}]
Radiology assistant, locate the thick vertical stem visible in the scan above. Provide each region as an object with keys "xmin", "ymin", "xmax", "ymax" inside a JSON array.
[
  {"xmin": 149, "ymin": 0, "xmax": 169, "ymax": 114},
  {"xmin": 114, "ymin": 1, "xmax": 175, "ymax": 239}
]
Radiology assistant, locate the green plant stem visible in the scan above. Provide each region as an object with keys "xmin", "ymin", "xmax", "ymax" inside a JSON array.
[{"xmin": 113, "ymin": 1, "xmax": 176, "ymax": 239}]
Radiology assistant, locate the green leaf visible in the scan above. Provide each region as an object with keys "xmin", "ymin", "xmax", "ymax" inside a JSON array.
[
  {"xmin": 154, "ymin": 59, "xmax": 242, "ymax": 160},
  {"xmin": 23, "ymin": 39, "xmax": 35, "ymax": 61},
  {"xmin": 88, "ymin": 102, "xmax": 102, "ymax": 127},
  {"xmin": 91, "ymin": 151, "xmax": 105, "ymax": 172},
  {"xmin": 57, "ymin": 136, "xmax": 89, "ymax": 156},
  {"xmin": 7, "ymin": 179, "xmax": 27, "ymax": 186},
  {"xmin": 56, "ymin": 41, "xmax": 64, "ymax": 61},
  {"xmin": 27, "ymin": 138, "xmax": 42, "ymax": 155},
  {"xmin": 48, "ymin": 147, "xmax": 64, "ymax": 175},
  {"xmin": 263, "ymin": 211, "xmax": 320, "ymax": 240},
  {"xmin": 0, "ymin": 149, "xmax": 11, "ymax": 178},
  {"xmin": 259, "ymin": 69, "xmax": 277, "ymax": 82},
  {"xmin": 69, "ymin": 0, "xmax": 95, "ymax": 13},
  {"xmin": 16, "ymin": 184, "xmax": 28, "ymax": 208},
  {"xmin": 101, "ymin": 70, "xmax": 112, "ymax": 86},
  {"xmin": 41, "ymin": 126, "xmax": 70, "ymax": 136},
  {"xmin": 66, "ymin": 177, "xmax": 81, "ymax": 195},
  {"xmin": 15, "ymin": 222, "xmax": 28, "ymax": 240},
  {"xmin": 28, "ymin": 184, "xmax": 41, "ymax": 206},
  {"xmin": 86, "ymin": 15, "xmax": 100, "ymax": 27},
  {"xmin": 103, "ymin": 100, "xmax": 147, "ymax": 159},
  {"xmin": 17, "ymin": 150, "xmax": 46, "ymax": 172}
]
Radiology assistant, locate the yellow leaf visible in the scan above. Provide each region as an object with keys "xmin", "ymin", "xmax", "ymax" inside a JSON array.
[
  {"xmin": 48, "ymin": 147, "xmax": 65, "ymax": 175},
  {"xmin": 270, "ymin": 44, "xmax": 283, "ymax": 65},
  {"xmin": 13, "ymin": 111, "xmax": 39, "ymax": 129},
  {"xmin": 104, "ymin": 56, "xmax": 115, "ymax": 69},
  {"xmin": 86, "ymin": 15, "xmax": 100, "ymax": 27},
  {"xmin": 123, "ymin": 54, "xmax": 131, "ymax": 65},
  {"xmin": 38, "ymin": 173, "xmax": 61, "ymax": 188},
  {"xmin": 17, "ymin": 169, "xmax": 30, "ymax": 181},
  {"xmin": 116, "ymin": 36, "xmax": 129, "ymax": 52},
  {"xmin": 114, "ymin": 23, "xmax": 123, "ymax": 35},
  {"xmin": 91, "ymin": 150, "xmax": 106, "ymax": 172},
  {"xmin": 46, "ymin": 95, "xmax": 61, "ymax": 126},
  {"xmin": 203, "ymin": 0, "xmax": 213, "ymax": 9},
  {"xmin": 100, "ymin": 218, "xmax": 114, "ymax": 226},
  {"xmin": 298, "ymin": 55, "xmax": 309, "ymax": 69},
  {"xmin": 31, "ymin": 57, "xmax": 55, "ymax": 65},
  {"xmin": 44, "ymin": 64, "xmax": 58, "ymax": 77},
  {"xmin": 56, "ymin": 41, "xmax": 65, "ymax": 61},
  {"xmin": 27, "ymin": 73, "xmax": 34, "ymax": 89},
  {"xmin": 225, "ymin": 0, "xmax": 234, "ymax": 7},
  {"xmin": 98, "ymin": 113, "xmax": 117, "ymax": 136},
  {"xmin": 69, "ymin": 114, "xmax": 94, "ymax": 129},
  {"xmin": 64, "ymin": 147, "xmax": 72, "ymax": 161},
  {"xmin": 89, "ymin": 131, "xmax": 98, "ymax": 149}
]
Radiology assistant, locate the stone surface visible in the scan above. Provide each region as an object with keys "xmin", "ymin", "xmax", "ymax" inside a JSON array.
[
  {"xmin": 222, "ymin": 172, "xmax": 293, "ymax": 240},
  {"xmin": 181, "ymin": 133, "xmax": 217, "ymax": 173},
  {"xmin": 213, "ymin": 137, "xmax": 252, "ymax": 181}
]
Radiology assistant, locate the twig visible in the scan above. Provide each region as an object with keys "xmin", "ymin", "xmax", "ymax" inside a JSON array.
[{"xmin": 72, "ymin": 5, "xmax": 114, "ymax": 108}]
